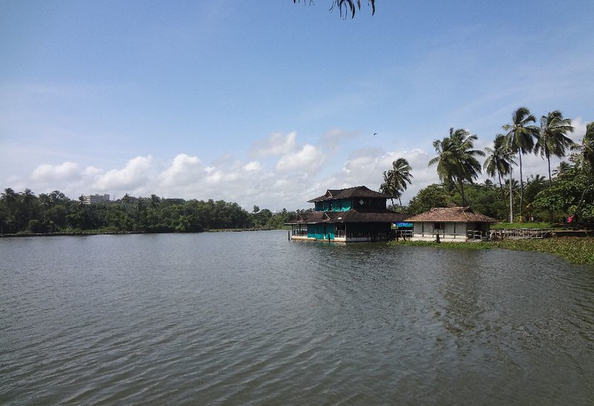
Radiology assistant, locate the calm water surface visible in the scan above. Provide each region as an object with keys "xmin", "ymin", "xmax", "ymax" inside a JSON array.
[{"xmin": 1, "ymin": 231, "xmax": 594, "ymax": 405}]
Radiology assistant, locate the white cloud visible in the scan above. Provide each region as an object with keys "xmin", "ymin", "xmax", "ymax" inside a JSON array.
[
  {"xmin": 244, "ymin": 161, "xmax": 261, "ymax": 171},
  {"xmin": 158, "ymin": 154, "xmax": 202, "ymax": 187},
  {"xmin": 326, "ymin": 148, "xmax": 438, "ymax": 205},
  {"xmin": 321, "ymin": 128, "xmax": 361, "ymax": 152},
  {"xmin": 249, "ymin": 131, "xmax": 297, "ymax": 158},
  {"xmin": 18, "ymin": 130, "xmax": 444, "ymax": 210},
  {"xmin": 275, "ymin": 144, "xmax": 325, "ymax": 173},
  {"xmin": 31, "ymin": 161, "xmax": 81, "ymax": 182},
  {"xmin": 93, "ymin": 156, "xmax": 153, "ymax": 192},
  {"xmin": 570, "ymin": 117, "xmax": 588, "ymax": 143}
]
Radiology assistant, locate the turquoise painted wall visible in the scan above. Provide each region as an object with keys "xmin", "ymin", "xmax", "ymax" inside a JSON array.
[
  {"xmin": 307, "ymin": 224, "xmax": 335, "ymax": 240},
  {"xmin": 315, "ymin": 199, "xmax": 352, "ymax": 212}
]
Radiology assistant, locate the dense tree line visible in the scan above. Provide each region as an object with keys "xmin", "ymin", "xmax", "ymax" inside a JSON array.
[
  {"xmin": 399, "ymin": 110, "xmax": 594, "ymax": 226},
  {"xmin": 0, "ymin": 191, "xmax": 309, "ymax": 235}
]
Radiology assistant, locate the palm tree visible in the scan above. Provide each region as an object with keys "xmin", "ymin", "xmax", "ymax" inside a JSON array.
[
  {"xmin": 292, "ymin": 0, "xmax": 375, "ymax": 18},
  {"xmin": 380, "ymin": 158, "xmax": 413, "ymax": 206},
  {"xmin": 428, "ymin": 128, "xmax": 485, "ymax": 206},
  {"xmin": 484, "ymin": 134, "xmax": 517, "ymax": 206},
  {"xmin": 503, "ymin": 107, "xmax": 539, "ymax": 220},
  {"xmin": 1, "ymin": 188, "xmax": 17, "ymax": 206},
  {"xmin": 553, "ymin": 161, "xmax": 573, "ymax": 179},
  {"xmin": 535, "ymin": 111, "xmax": 575, "ymax": 181},
  {"xmin": 21, "ymin": 188, "xmax": 35, "ymax": 207},
  {"xmin": 573, "ymin": 122, "xmax": 594, "ymax": 219},
  {"xmin": 1, "ymin": 188, "xmax": 18, "ymax": 233},
  {"xmin": 580, "ymin": 122, "xmax": 594, "ymax": 173}
]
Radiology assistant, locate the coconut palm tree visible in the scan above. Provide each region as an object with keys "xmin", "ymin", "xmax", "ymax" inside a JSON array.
[
  {"xmin": 581, "ymin": 122, "xmax": 594, "ymax": 173},
  {"xmin": 535, "ymin": 111, "xmax": 575, "ymax": 182},
  {"xmin": 1, "ymin": 188, "xmax": 17, "ymax": 206},
  {"xmin": 292, "ymin": 0, "xmax": 375, "ymax": 18},
  {"xmin": 429, "ymin": 128, "xmax": 484, "ymax": 206},
  {"xmin": 503, "ymin": 107, "xmax": 539, "ymax": 220},
  {"xmin": 484, "ymin": 134, "xmax": 517, "ymax": 205},
  {"xmin": 553, "ymin": 161, "xmax": 573, "ymax": 179},
  {"xmin": 380, "ymin": 158, "xmax": 413, "ymax": 206},
  {"xmin": 1, "ymin": 188, "xmax": 18, "ymax": 233}
]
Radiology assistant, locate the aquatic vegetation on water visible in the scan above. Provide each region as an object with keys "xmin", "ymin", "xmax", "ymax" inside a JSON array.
[{"xmin": 394, "ymin": 237, "xmax": 594, "ymax": 266}]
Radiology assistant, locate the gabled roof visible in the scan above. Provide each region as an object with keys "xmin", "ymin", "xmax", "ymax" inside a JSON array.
[
  {"xmin": 308, "ymin": 186, "xmax": 389, "ymax": 203},
  {"xmin": 405, "ymin": 206, "xmax": 497, "ymax": 223},
  {"xmin": 286, "ymin": 209, "xmax": 407, "ymax": 224}
]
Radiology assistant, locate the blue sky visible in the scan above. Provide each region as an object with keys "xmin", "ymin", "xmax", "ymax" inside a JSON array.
[{"xmin": 1, "ymin": 0, "xmax": 593, "ymax": 210}]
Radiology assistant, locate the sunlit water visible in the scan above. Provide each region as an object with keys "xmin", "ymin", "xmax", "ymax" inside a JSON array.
[{"xmin": 1, "ymin": 231, "xmax": 593, "ymax": 405}]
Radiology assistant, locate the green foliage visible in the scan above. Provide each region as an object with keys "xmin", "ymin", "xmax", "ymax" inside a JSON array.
[
  {"xmin": 532, "ymin": 163, "xmax": 594, "ymax": 225},
  {"xmin": 458, "ymin": 183, "xmax": 506, "ymax": 220},
  {"xmin": 407, "ymin": 184, "xmax": 451, "ymax": 215},
  {"xmin": 0, "ymin": 189, "xmax": 303, "ymax": 235}
]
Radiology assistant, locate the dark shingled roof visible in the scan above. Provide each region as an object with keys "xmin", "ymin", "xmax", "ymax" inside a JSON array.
[
  {"xmin": 286, "ymin": 209, "xmax": 408, "ymax": 224},
  {"xmin": 308, "ymin": 186, "xmax": 389, "ymax": 203},
  {"xmin": 405, "ymin": 206, "xmax": 497, "ymax": 223}
]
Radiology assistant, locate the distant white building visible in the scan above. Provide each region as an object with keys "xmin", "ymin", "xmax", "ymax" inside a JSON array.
[{"xmin": 82, "ymin": 194, "xmax": 110, "ymax": 205}]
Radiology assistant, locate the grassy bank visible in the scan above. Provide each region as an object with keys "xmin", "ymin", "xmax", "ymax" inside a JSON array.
[{"xmin": 392, "ymin": 238, "xmax": 594, "ymax": 266}]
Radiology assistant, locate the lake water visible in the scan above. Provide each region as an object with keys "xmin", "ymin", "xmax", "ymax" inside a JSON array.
[{"xmin": 1, "ymin": 231, "xmax": 594, "ymax": 405}]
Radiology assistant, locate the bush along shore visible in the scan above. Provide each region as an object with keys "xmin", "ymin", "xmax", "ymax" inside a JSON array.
[{"xmin": 392, "ymin": 237, "xmax": 594, "ymax": 266}]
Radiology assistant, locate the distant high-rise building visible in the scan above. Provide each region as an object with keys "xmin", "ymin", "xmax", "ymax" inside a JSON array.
[{"xmin": 82, "ymin": 194, "xmax": 110, "ymax": 205}]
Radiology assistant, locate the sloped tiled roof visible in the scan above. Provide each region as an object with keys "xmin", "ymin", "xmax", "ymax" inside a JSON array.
[
  {"xmin": 405, "ymin": 206, "xmax": 497, "ymax": 223},
  {"xmin": 286, "ymin": 209, "xmax": 407, "ymax": 224},
  {"xmin": 308, "ymin": 186, "xmax": 389, "ymax": 203}
]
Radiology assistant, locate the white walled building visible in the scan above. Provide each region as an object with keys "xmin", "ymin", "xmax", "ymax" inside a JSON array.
[
  {"xmin": 82, "ymin": 194, "xmax": 110, "ymax": 205},
  {"xmin": 406, "ymin": 206, "xmax": 497, "ymax": 242}
]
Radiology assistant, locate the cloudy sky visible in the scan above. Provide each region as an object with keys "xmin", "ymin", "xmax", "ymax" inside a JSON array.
[{"xmin": 1, "ymin": 1, "xmax": 593, "ymax": 211}]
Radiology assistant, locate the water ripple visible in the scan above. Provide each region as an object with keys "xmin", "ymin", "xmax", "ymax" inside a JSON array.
[{"xmin": 1, "ymin": 233, "xmax": 594, "ymax": 405}]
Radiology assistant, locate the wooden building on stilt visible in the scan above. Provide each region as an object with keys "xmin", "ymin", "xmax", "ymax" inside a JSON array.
[{"xmin": 286, "ymin": 186, "xmax": 407, "ymax": 242}]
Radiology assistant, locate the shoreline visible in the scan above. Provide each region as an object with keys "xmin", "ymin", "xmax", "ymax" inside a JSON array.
[{"xmin": 0, "ymin": 228, "xmax": 281, "ymax": 238}]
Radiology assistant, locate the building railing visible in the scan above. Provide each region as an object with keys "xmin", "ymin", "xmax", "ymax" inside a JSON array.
[
  {"xmin": 466, "ymin": 230, "xmax": 486, "ymax": 240},
  {"xmin": 395, "ymin": 230, "xmax": 413, "ymax": 239},
  {"xmin": 489, "ymin": 229, "xmax": 553, "ymax": 240},
  {"xmin": 418, "ymin": 229, "xmax": 490, "ymax": 241}
]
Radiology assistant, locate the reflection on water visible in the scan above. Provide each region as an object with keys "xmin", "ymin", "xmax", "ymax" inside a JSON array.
[{"xmin": 1, "ymin": 232, "xmax": 594, "ymax": 405}]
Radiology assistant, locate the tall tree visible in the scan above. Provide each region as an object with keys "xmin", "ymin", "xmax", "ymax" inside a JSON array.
[
  {"xmin": 503, "ymin": 107, "xmax": 539, "ymax": 220},
  {"xmin": 535, "ymin": 110, "xmax": 575, "ymax": 181},
  {"xmin": 579, "ymin": 122, "xmax": 594, "ymax": 173},
  {"xmin": 380, "ymin": 158, "xmax": 413, "ymax": 206},
  {"xmin": 1, "ymin": 188, "xmax": 17, "ymax": 206},
  {"xmin": 428, "ymin": 128, "xmax": 484, "ymax": 206},
  {"xmin": 292, "ymin": 0, "xmax": 375, "ymax": 18},
  {"xmin": 484, "ymin": 134, "xmax": 517, "ymax": 208},
  {"xmin": 1, "ymin": 188, "xmax": 18, "ymax": 233}
]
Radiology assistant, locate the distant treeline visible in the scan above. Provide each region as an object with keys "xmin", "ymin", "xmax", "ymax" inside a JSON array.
[{"xmin": 0, "ymin": 190, "xmax": 310, "ymax": 235}]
